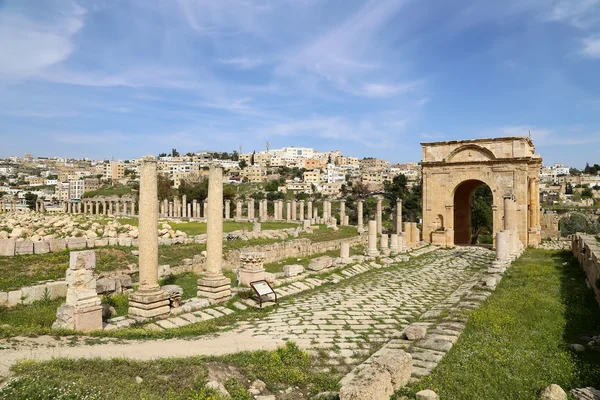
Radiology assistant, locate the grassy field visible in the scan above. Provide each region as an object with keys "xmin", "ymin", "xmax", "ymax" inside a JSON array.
[
  {"xmin": 397, "ymin": 249, "xmax": 600, "ymax": 399},
  {"xmin": 263, "ymin": 245, "xmax": 363, "ymax": 273},
  {"xmin": 0, "ymin": 225, "xmax": 358, "ymax": 291},
  {"xmin": 0, "ymin": 342, "xmax": 339, "ymax": 400}
]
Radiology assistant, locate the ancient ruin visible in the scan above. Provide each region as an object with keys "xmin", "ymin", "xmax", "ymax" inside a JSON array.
[{"xmin": 421, "ymin": 136, "xmax": 542, "ymax": 248}]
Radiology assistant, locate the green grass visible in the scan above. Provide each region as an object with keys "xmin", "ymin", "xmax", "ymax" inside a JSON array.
[
  {"xmin": 0, "ymin": 298, "xmax": 64, "ymax": 330},
  {"xmin": 263, "ymin": 246, "xmax": 363, "ymax": 273},
  {"xmin": 397, "ymin": 249, "xmax": 600, "ymax": 399},
  {"xmin": 298, "ymin": 225, "xmax": 358, "ymax": 242},
  {"xmin": 0, "ymin": 251, "xmax": 70, "ymax": 292},
  {"xmin": 0, "ymin": 342, "xmax": 338, "ymax": 399},
  {"xmin": 161, "ymin": 272, "xmax": 201, "ymax": 300},
  {"xmin": 167, "ymin": 221, "xmax": 298, "ymax": 236}
]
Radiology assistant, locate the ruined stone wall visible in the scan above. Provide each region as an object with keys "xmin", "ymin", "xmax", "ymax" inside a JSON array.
[{"xmin": 572, "ymin": 233, "xmax": 600, "ymax": 307}]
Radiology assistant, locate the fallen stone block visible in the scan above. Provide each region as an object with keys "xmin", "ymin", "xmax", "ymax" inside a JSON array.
[
  {"xmin": 308, "ymin": 256, "xmax": 333, "ymax": 271},
  {"xmin": 283, "ymin": 264, "xmax": 305, "ymax": 277},
  {"xmin": 404, "ymin": 325, "xmax": 427, "ymax": 341},
  {"xmin": 66, "ymin": 237, "xmax": 87, "ymax": 250},
  {"xmin": 33, "ymin": 240, "xmax": 50, "ymax": 254},
  {"xmin": 118, "ymin": 237, "xmax": 133, "ymax": 247},
  {"xmin": 48, "ymin": 238, "xmax": 67, "ymax": 253},
  {"xmin": 416, "ymin": 389, "xmax": 439, "ymax": 400},
  {"xmin": 372, "ymin": 349, "xmax": 412, "ymax": 389},
  {"xmin": 96, "ymin": 278, "xmax": 116, "ymax": 294},
  {"xmin": 46, "ymin": 281, "xmax": 67, "ymax": 299},
  {"xmin": 7, "ymin": 290, "xmax": 21, "ymax": 306},
  {"xmin": 339, "ymin": 366, "xmax": 393, "ymax": 400},
  {"xmin": 540, "ymin": 384, "xmax": 567, "ymax": 400},
  {"xmin": 15, "ymin": 240, "xmax": 34, "ymax": 255},
  {"xmin": 0, "ymin": 291, "xmax": 7, "ymax": 307},
  {"xmin": 21, "ymin": 284, "xmax": 47, "ymax": 304},
  {"xmin": 0, "ymin": 239, "xmax": 16, "ymax": 256}
]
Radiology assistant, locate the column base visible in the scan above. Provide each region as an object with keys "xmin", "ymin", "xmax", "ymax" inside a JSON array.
[
  {"xmin": 74, "ymin": 305, "xmax": 103, "ymax": 332},
  {"xmin": 238, "ymin": 267, "xmax": 265, "ymax": 287},
  {"xmin": 366, "ymin": 249, "xmax": 380, "ymax": 257},
  {"xmin": 197, "ymin": 275, "xmax": 231, "ymax": 304},
  {"xmin": 528, "ymin": 230, "xmax": 541, "ymax": 248},
  {"xmin": 128, "ymin": 288, "xmax": 171, "ymax": 320}
]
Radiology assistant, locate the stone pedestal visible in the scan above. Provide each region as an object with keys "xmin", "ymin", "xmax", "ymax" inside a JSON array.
[
  {"xmin": 53, "ymin": 250, "xmax": 102, "ymax": 332},
  {"xmin": 197, "ymin": 275, "xmax": 232, "ymax": 303},
  {"xmin": 237, "ymin": 252, "xmax": 266, "ymax": 287},
  {"xmin": 367, "ymin": 220, "xmax": 380, "ymax": 257},
  {"xmin": 390, "ymin": 234, "xmax": 400, "ymax": 254},
  {"xmin": 340, "ymin": 242, "xmax": 351, "ymax": 260},
  {"xmin": 380, "ymin": 233, "xmax": 390, "ymax": 256},
  {"xmin": 128, "ymin": 289, "xmax": 171, "ymax": 319}
]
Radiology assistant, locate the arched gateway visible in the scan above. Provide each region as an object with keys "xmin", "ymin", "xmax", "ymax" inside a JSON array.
[{"xmin": 421, "ymin": 137, "xmax": 542, "ymax": 248}]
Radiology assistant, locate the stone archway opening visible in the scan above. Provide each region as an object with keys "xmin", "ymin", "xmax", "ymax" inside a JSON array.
[{"xmin": 453, "ymin": 179, "xmax": 493, "ymax": 246}]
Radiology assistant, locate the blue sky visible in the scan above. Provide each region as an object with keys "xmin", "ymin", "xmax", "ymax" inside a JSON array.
[{"xmin": 0, "ymin": 0, "xmax": 599, "ymax": 167}]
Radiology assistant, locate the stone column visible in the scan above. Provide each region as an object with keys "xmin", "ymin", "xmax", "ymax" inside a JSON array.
[
  {"xmin": 404, "ymin": 222, "xmax": 413, "ymax": 249},
  {"xmin": 191, "ymin": 199, "xmax": 197, "ymax": 219},
  {"xmin": 108, "ymin": 201, "xmax": 113, "ymax": 216},
  {"xmin": 168, "ymin": 202, "xmax": 173, "ymax": 218},
  {"xmin": 376, "ymin": 196, "xmax": 383, "ymax": 235},
  {"xmin": 263, "ymin": 199, "xmax": 269, "ymax": 220},
  {"xmin": 380, "ymin": 233, "xmax": 390, "ymax": 256},
  {"xmin": 35, "ymin": 201, "xmax": 39, "ymax": 212},
  {"xmin": 307, "ymin": 200, "xmax": 313, "ymax": 220},
  {"xmin": 182, "ymin": 195, "xmax": 187, "ymax": 218},
  {"xmin": 396, "ymin": 200, "xmax": 403, "ymax": 234},
  {"xmin": 197, "ymin": 166, "xmax": 231, "ymax": 303},
  {"xmin": 187, "ymin": 203, "xmax": 191, "ymax": 219},
  {"xmin": 258, "ymin": 200, "xmax": 264, "ymax": 221},
  {"xmin": 299, "ymin": 200, "xmax": 305, "ymax": 221},
  {"xmin": 340, "ymin": 242, "xmax": 350, "ymax": 260},
  {"xmin": 203, "ymin": 200, "xmax": 208, "ymax": 219},
  {"xmin": 291, "ymin": 199, "xmax": 297, "ymax": 220},
  {"xmin": 340, "ymin": 201, "xmax": 346, "ymax": 226},
  {"xmin": 367, "ymin": 220, "xmax": 380, "ymax": 257},
  {"xmin": 236, "ymin": 200, "xmax": 242, "ymax": 220},
  {"xmin": 128, "ymin": 156, "xmax": 170, "ymax": 320},
  {"xmin": 410, "ymin": 222, "xmax": 419, "ymax": 245},
  {"xmin": 286, "ymin": 201, "xmax": 291, "ymax": 221},
  {"xmin": 390, "ymin": 234, "xmax": 400, "ymax": 254},
  {"xmin": 225, "ymin": 200, "xmax": 231, "ymax": 219},
  {"xmin": 323, "ymin": 200, "xmax": 329, "ymax": 222},
  {"xmin": 248, "ymin": 199, "xmax": 255, "ymax": 220},
  {"xmin": 357, "ymin": 200, "xmax": 364, "ymax": 232}
]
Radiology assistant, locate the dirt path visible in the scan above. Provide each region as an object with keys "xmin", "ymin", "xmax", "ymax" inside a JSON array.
[{"xmin": 0, "ymin": 331, "xmax": 284, "ymax": 382}]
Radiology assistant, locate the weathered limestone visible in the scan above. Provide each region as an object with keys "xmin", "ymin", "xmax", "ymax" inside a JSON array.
[
  {"xmin": 340, "ymin": 201, "xmax": 346, "ymax": 226},
  {"xmin": 410, "ymin": 222, "xmax": 420, "ymax": 246},
  {"xmin": 128, "ymin": 156, "xmax": 170, "ymax": 320},
  {"xmin": 236, "ymin": 200, "xmax": 243, "ymax": 220},
  {"xmin": 415, "ymin": 390, "xmax": 439, "ymax": 400},
  {"xmin": 299, "ymin": 200, "xmax": 305, "ymax": 221},
  {"xmin": 357, "ymin": 200, "xmax": 364, "ymax": 232},
  {"xmin": 421, "ymin": 137, "xmax": 542, "ymax": 248},
  {"xmin": 340, "ymin": 242, "xmax": 351, "ymax": 261},
  {"xmin": 390, "ymin": 234, "xmax": 400, "ymax": 254},
  {"xmin": 286, "ymin": 201, "xmax": 291, "ymax": 221},
  {"xmin": 307, "ymin": 200, "xmax": 313, "ymax": 220},
  {"xmin": 308, "ymin": 256, "xmax": 333, "ymax": 271},
  {"xmin": 248, "ymin": 199, "xmax": 255, "ymax": 220},
  {"xmin": 396, "ymin": 200, "xmax": 402, "ymax": 234},
  {"xmin": 225, "ymin": 200, "xmax": 231, "ymax": 220},
  {"xmin": 376, "ymin": 196, "xmax": 383, "ymax": 235},
  {"xmin": 291, "ymin": 199, "xmax": 297, "ymax": 220},
  {"xmin": 540, "ymin": 385, "xmax": 567, "ymax": 400},
  {"xmin": 367, "ymin": 220, "xmax": 380, "ymax": 257},
  {"xmin": 197, "ymin": 166, "xmax": 231, "ymax": 303},
  {"xmin": 380, "ymin": 233, "xmax": 390, "ymax": 256},
  {"xmin": 53, "ymin": 250, "xmax": 102, "ymax": 332},
  {"xmin": 237, "ymin": 252, "xmax": 266, "ymax": 287},
  {"xmin": 283, "ymin": 264, "xmax": 304, "ymax": 277},
  {"xmin": 404, "ymin": 222, "xmax": 413, "ymax": 249},
  {"xmin": 323, "ymin": 200, "xmax": 329, "ymax": 222}
]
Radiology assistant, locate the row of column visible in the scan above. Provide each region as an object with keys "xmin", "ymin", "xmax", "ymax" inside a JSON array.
[
  {"xmin": 0, "ymin": 199, "xmax": 18, "ymax": 212},
  {"xmin": 493, "ymin": 194, "xmax": 524, "ymax": 267},
  {"xmin": 54, "ymin": 200, "xmax": 137, "ymax": 216}
]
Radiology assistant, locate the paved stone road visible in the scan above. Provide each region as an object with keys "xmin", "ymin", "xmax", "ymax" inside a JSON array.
[
  {"xmin": 0, "ymin": 246, "xmax": 496, "ymax": 381},
  {"xmin": 235, "ymin": 246, "xmax": 496, "ymax": 371}
]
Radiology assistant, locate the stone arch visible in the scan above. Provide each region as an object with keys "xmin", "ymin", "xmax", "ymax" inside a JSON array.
[
  {"xmin": 447, "ymin": 144, "xmax": 496, "ymax": 163},
  {"xmin": 452, "ymin": 179, "xmax": 493, "ymax": 245},
  {"xmin": 421, "ymin": 137, "xmax": 542, "ymax": 248}
]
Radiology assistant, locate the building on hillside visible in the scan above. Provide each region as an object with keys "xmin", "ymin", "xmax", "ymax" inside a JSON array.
[
  {"xmin": 285, "ymin": 182, "xmax": 313, "ymax": 194},
  {"xmin": 305, "ymin": 158, "xmax": 327, "ymax": 171},
  {"xmin": 303, "ymin": 170, "xmax": 321, "ymax": 184},
  {"xmin": 242, "ymin": 165, "xmax": 268, "ymax": 183},
  {"xmin": 173, "ymin": 170, "xmax": 209, "ymax": 188},
  {"xmin": 83, "ymin": 178, "xmax": 101, "ymax": 193},
  {"xmin": 325, "ymin": 164, "xmax": 346, "ymax": 183},
  {"xmin": 104, "ymin": 161, "xmax": 125, "ymax": 180},
  {"xmin": 69, "ymin": 180, "xmax": 85, "ymax": 200},
  {"xmin": 360, "ymin": 158, "xmax": 388, "ymax": 171},
  {"xmin": 320, "ymin": 182, "xmax": 343, "ymax": 197},
  {"xmin": 27, "ymin": 177, "xmax": 45, "ymax": 186}
]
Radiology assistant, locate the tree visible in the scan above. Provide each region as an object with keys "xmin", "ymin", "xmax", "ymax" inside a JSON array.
[
  {"xmin": 565, "ymin": 183, "xmax": 573, "ymax": 195},
  {"xmin": 171, "ymin": 148, "xmax": 180, "ymax": 157},
  {"xmin": 239, "ymin": 159, "xmax": 248, "ymax": 170},
  {"xmin": 231, "ymin": 151, "xmax": 239, "ymax": 161},
  {"xmin": 158, "ymin": 153, "xmax": 167, "ymax": 158},
  {"xmin": 157, "ymin": 173, "xmax": 174, "ymax": 201},
  {"xmin": 383, "ymin": 174, "xmax": 410, "ymax": 203},
  {"xmin": 24, "ymin": 192, "xmax": 38, "ymax": 210},
  {"xmin": 250, "ymin": 151, "xmax": 256, "ymax": 165},
  {"xmin": 178, "ymin": 179, "xmax": 208, "ymax": 202},
  {"xmin": 582, "ymin": 187, "xmax": 594, "ymax": 199},
  {"xmin": 470, "ymin": 185, "xmax": 493, "ymax": 244}
]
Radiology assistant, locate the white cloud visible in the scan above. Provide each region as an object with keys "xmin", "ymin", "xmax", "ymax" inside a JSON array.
[
  {"xmin": 545, "ymin": 0, "xmax": 599, "ymax": 28},
  {"xmin": 356, "ymin": 82, "xmax": 419, "ymax": 97},
  {"xmin": 219, "ymin": 57, "xmax": 265, "ymax": 69},
  {"xmin": 0, "ymin": 1, "xmax": 85, "ymax": 82},
  {"xmin": 581, "ymin": 36, "xmax": 600, "ymax": 58}
]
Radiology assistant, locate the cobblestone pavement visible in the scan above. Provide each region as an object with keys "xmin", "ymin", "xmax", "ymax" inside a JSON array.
[
  {"xmin": 234, "ymin": 246, "xmax": 496, "ymax": 372},
  {"xmin": 0, "ymin": 246, "xmax": 496, "ymax": 381}
]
